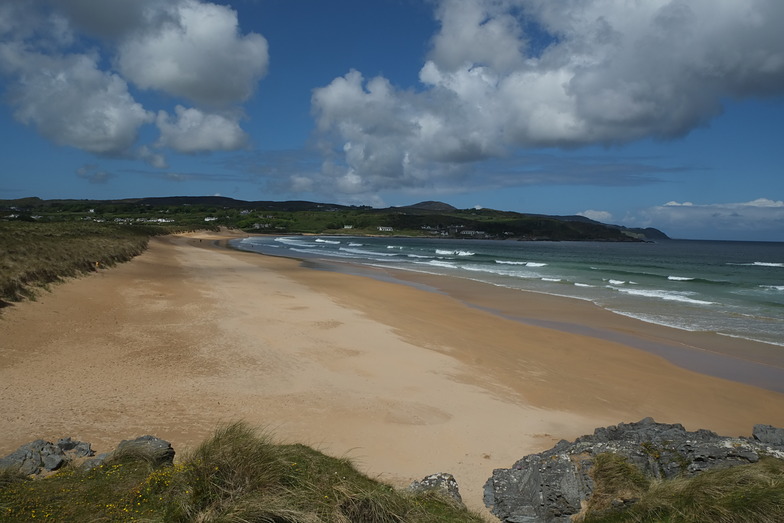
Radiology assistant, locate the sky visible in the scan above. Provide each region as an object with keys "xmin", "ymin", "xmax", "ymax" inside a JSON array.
[{"xmin": 1, "ymin": 0, "xmax": 783, "ymax": 241}]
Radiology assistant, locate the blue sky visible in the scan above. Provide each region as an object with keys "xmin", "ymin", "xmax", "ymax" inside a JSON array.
[{"xmin": 1, "ymin": 0, "xmax": 783, "ymax": 241}]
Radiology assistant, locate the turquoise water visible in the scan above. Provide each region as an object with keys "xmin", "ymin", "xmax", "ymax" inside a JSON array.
[{"xmin": 232, "ymin": 236, "xmax": 784, "ymax": 348}]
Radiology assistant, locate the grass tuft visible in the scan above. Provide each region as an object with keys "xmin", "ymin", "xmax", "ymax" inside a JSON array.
[
  {"xmin": 583, "ymin": 456, "xmax": 784, "ymax": 523},
  {"xmin": 583, "ymin": 453, "xmax": 651, "ymax": 516},
  {"xmin": 165, "ymin": 422, "xmax": 291, "ymax": 521}
]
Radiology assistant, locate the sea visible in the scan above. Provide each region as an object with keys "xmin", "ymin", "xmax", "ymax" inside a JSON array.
[{"xmin": 231, "ymin": 235, "xmax": 784, "ymax": 349}]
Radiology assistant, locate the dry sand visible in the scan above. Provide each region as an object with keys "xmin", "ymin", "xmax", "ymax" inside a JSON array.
[{"xmin": 2, "ymin": 229, "xmax": 784, "ymax": 517}]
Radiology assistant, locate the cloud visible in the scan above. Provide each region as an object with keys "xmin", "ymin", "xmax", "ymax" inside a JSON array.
[
  {"xmin": 312, "ymin": 0, "xmax": 784, "ymax": 197},
  {"xmin": 137, "ymin": 145, "xmax": 168, "ymax": 169},
  {"xmin": 0, "ymin": 0, "xmax": 267, "ymax": 158},
  {"xmin": 156, "ymin": 106, "xmax": 248, "ymax": 153},
  {"xmin": 577, "ymin": 210, "xmax": 613, "ymax": 223},
  {"xmin": 629, "ymin": 198, "xmax": 784, "ymax": 240},
  {"xmin": 0, "ymin": 45, "xmax": 153, "ymax": 154},
  {"xmin": 76, "ymin": 164, "xmax": 114, "ymax": 184},
  {"xmin": 116, "ymin": 0, "xmax": 268, "ymax": 106}
]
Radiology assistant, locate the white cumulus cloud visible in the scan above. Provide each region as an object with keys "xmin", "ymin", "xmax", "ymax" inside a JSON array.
[
  {"xmin": 0, "ymin": 0, "xmax": 267, "ymax": 159},
  {"xmin": 0, "ymin": 44, "xmax": 153, "ymax": 155},
  {"xmin": 309, "ymin": 0, "xmax": 784, "ymax": 198},
  {"xmin": 156, "ymin": 106, "xmax": 248, "ymax": 153},
  {"xmin": 116, "ymin": 0, "xmax": 268, "ymax": 106}
]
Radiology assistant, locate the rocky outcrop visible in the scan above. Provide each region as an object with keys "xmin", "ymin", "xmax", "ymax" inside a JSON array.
[
  {"xmin": 1, "ymin": 435, "xmax": 174, "ymax": 476},
  {"xmin": 407, "ymin": 472, "xmax": 464, "ymax": 505},
  {"xmin": 0, "ymin": 438, "xmax": 93, "ymax": 476},
  {"xmin": 753, "ymin": 424, "xmax": 784, "ymax": 447},
  {"xmin": 484, "ymin": 417, "xmax": 784, "ymax": 523}
]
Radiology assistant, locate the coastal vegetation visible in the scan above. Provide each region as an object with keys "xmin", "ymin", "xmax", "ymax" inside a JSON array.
[
  {"xmin": 0, "ymin": 422, "xmax": 482, "ymax": 522},
  {"xmin": 0, "ymin": 221, "xmax": 190, "ymax": 306},
  {"xmin": 582, "ymin": 454, "xmax": 784, "ymax": 523},
  {"xmin": 1, "ymin": 196, "xmax": 667, "ymax": 241}
]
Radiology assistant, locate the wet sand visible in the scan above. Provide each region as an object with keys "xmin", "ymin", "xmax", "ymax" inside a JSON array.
[{"xmin": 2, "ymin": 230, "xmax": 783, "ymax": 517}]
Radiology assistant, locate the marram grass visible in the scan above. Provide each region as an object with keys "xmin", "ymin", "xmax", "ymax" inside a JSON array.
[
  {"xmin": 0, "ymin": 221, "xmax": 198, "ymax": 307},
  {"xmin": 0, "ymin": 422, "xmax": 484, "ymax": 522},
  {"xmin": 582, "ymin": 454, "xmax": 784, "ymax": 523}
]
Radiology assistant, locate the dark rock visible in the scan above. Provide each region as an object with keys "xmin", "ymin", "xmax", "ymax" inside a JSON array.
[
  {"xmin": 484, "ymin": 418, "xmax": 784, "ymax": 523},
  {"xmin": 115, "ymin": 435, "xmax": 175, "ymax": 467},
  {"xmin": 82, "ymin": 453, "xmax": 111, "ymax": 471},
  {"xmin": 0, "ymin": 437, "xmax": 93, "ymax": 475},
  {"xmin": 408, "ymin": 472, "xmax": 464, "ymax": 505},
  {"xmin": 42, "ymin": 452, "xmax": 65, "ymax": 472},
  {"xmin": 55, "ymin": 437, "xmax": 92, "ymax": 457},
  {"xmin": 1, "ymin": 434, "xmax": 172, "ymax": 475},
  {"xmin": 752, "ymin": 424, "xmax": 784, "ymax": 448}
]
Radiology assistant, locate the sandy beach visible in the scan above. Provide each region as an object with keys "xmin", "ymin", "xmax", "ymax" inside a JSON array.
[{"xmin": 2, "ymin": 230, "xmax": 784, "ymax": 517}]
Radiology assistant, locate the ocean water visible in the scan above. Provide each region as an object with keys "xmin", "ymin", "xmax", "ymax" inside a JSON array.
[{"xmin": 231, "ymin": 236, "xmax": 784, "ymax": 348}]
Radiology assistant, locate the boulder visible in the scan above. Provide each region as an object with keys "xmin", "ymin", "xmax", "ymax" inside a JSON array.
[
  {"xmin": 114, "ymin": 435, "xmax": 175, "ymax": 467},
  {"xmin": 0, "ymin": 437, "xmax": 94, "ymax": 476},
  {"xmin": 0, "ymin": 434, "xmax": 175, "ymax": 476},
  {"xmin": 753, "ymin": 424, "xmax": 784, "ymax": 447},
  {"xmin": 407, "ymin": 472, "xmax": 464, "ymax": 505},
  {"xmin": 484, "ymin": 418, "xmax": 784, "ymax": 523}
]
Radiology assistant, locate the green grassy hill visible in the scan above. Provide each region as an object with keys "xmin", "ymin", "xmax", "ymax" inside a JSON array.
[{"xmin": 1, "ymin": 197, "xmax": 668, "ymax": 241}]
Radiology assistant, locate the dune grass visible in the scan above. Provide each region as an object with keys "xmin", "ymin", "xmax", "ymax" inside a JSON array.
[
  {"xmin": 0, "ymin": 221, "xmax": 173, "ymax": 306},
  {"xmin": 582, "ymin": 453, "xmax": 784, "ymax": 523},
  {"xmin": 0, "ymin": 422, "xmax": 483, "ymax": 522}
]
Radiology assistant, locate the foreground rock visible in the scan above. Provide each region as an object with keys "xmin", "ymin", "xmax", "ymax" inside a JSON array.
[
  {"xmin": 484, "ymin": 417, "xmax": 784, "ymax": 523},
  {"xmin": 1, "ymin": 435, "xmax": 174, "ymax": 476},
  {"xmin": 0, "ymin": 438, "xmax": 93, "ymax": 475},
  {"xmin": 407, "ymin": 472, "xmax": 464, "ymax": 505}
]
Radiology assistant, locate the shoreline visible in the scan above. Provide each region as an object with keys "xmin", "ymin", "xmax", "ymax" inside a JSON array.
[
  {"xmin": 2, "ymin": 229, "xmax": 784, "ymax": 517},
  {"xmin": 229, "ymin": 239, "xmax": 784, "ymax": 394}
]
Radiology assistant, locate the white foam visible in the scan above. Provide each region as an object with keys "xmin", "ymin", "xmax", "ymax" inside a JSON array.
[
  {"xmin": 668, "ymin": 276, "xmax": 694, "ymax": 281},
  {"xmin": 460, "ymin": 264, "xmax": 541, "ymax": 279},
  {"xmin": 730, "ymin": 261, "xmax": 784, "ymax": 268},
  {"xmin": 315, "ymin": 238, "xmax": 340, "ymax": 244},
  {"xmin": 541, "ymin": 277, "xmax": 562, "ymax": 282},
  {"xmin": 614, "ymin": 287, "xmax": 715, "ymax": 305},
  {"xmin": 608, "ymin": 279, "xmax": 626, "ymax": 285},
  {"xmin": 760, "ymin": 285, "xmax": 784, "ymax": 291},
  {"xmin": 436, "ymin": 249, "xmax": 475, "ymax": 256},
  {"xmin": 608, "ymin": 310, "xmax": 701, "ymax": 332},
  {"xmin": 275, "ymin": 237, "xmax": 316, "ymax": 247},
  {"xmin": 717, "ymin": 332, "xmax": 784, "ymax": 347},
  {"xmin": 422, "ymin": 260, "xmax": 458, "ymax": 269}
]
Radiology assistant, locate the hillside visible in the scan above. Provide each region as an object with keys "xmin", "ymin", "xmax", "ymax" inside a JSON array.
[{"xmin": 0, "ymin": 197, "xmax": 668, "ymax": 241}]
